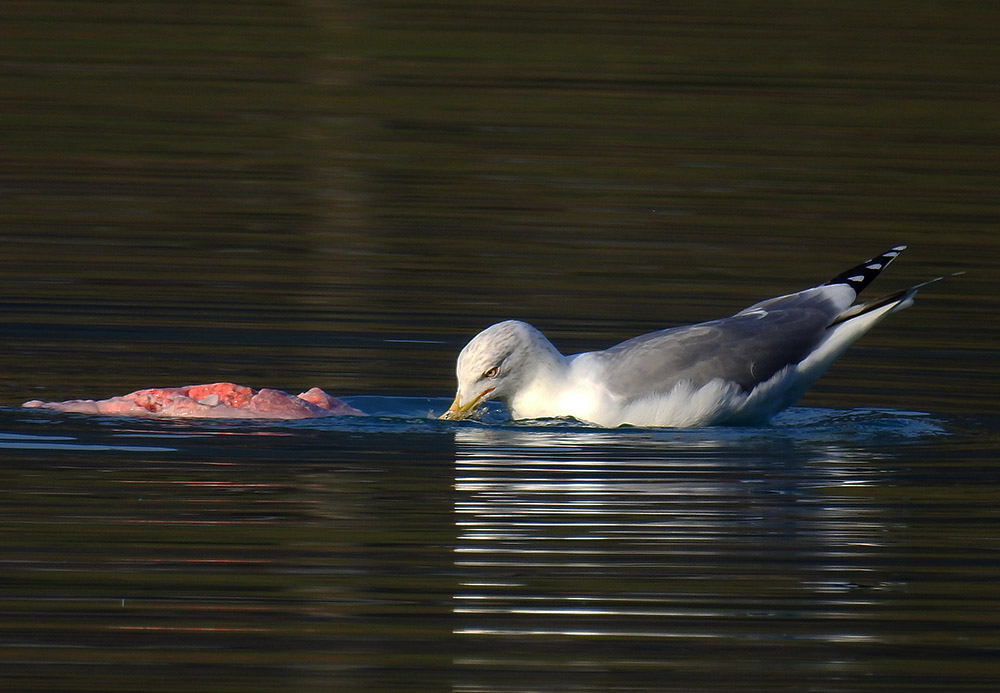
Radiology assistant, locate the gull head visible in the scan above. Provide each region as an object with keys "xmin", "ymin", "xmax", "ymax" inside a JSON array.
[{"xmin": 439, "ymin": 320, "xmax": 560, "ymax": 421}]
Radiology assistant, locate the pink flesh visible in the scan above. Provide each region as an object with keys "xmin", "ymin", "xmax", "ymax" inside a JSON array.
[{"xmin": 22, "ymin": 382, "xmax": 365, "ymax": 419}]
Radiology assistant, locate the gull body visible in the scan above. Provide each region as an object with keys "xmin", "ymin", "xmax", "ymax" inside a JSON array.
[{"xmin": 441, "ymin": 246, "xmax": 936, "ymax": 427}]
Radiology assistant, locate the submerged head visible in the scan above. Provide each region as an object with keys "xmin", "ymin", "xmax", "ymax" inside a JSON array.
[{"xmin": 439, "ymin": 320, "xmax": 557, "ymax": 421}]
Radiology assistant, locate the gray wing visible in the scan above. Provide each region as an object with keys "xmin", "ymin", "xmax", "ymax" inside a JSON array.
[{"xmin": 591, "ymin": 287, "xmax": 849, "ymax": 397}]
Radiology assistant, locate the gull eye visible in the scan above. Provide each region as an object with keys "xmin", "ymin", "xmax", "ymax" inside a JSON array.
[{"xmin": 482, "ymin": 366, "xmax": 499, "ymax": 379}]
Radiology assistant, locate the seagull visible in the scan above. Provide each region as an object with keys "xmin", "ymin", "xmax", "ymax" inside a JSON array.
[{"xmin": 440, "ymin": 246, "xmax": 944, "ymax": 427}]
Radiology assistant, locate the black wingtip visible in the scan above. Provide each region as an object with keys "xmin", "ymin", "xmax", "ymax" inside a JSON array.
[{"xmin": 824, "ymin": 245, "xmax": 907, "ymax": 295}]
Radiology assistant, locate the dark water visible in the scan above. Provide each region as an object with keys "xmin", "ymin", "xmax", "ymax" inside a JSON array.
[
  {"xmin": 2, "ymin": 1, "xmax": 999, "ymax": 690},
  {"xmin": 1, "ymin": 404, "xmax": 998, "ymax": 691}
]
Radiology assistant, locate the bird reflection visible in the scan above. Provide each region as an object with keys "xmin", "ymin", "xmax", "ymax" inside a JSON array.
[{"xmin": 450, "ymin": 421, "xmax": 903, "ymax": 660}]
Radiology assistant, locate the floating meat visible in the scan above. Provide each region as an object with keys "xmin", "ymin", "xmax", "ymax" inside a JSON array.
[{"xmin": 22, "ymin": 382, "xmax": 365, "ymax": 419}]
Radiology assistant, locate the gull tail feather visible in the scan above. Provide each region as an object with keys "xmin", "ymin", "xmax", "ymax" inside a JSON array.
[{"xmin": 827, "ymin": 272, "xmax": 963, "ymax": 328}]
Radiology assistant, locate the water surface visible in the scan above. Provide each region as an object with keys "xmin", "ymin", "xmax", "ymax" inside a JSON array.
[
  {"xmin": 1, "ymin": 403, "xmax": 997, "ymax": 691},
  {"xmin": 2, "ymin": 0, "xmax": 999, "ymax": 690}
]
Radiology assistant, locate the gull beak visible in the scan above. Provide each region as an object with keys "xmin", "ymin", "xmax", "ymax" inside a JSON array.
[{"xmin": 439, "ymin": 388, "xmax": 494, "ymax": 421}]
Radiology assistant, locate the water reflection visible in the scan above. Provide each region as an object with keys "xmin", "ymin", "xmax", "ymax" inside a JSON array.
[
  {"xmin": 451, "ymin": 424, "xmax": 901, "ymax": 669},
  {"xmin": 0, "ymin": 402, "xmax": 995, "ymax": 689},
  {"xmin": 0, "ymin": 430, "xmax": 176, "ymax": 453}
]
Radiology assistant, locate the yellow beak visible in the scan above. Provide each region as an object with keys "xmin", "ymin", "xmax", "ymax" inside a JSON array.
[{"xmin": 438, "ymin": 388, "xmax": 494, "ymax": 421}]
